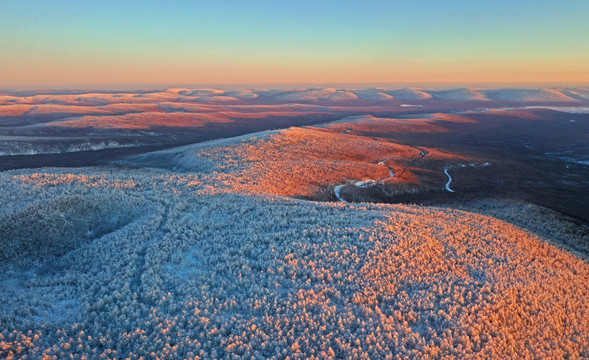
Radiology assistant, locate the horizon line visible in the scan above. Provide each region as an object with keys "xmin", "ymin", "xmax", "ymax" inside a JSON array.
[{"xmin": 2, "ymin": 81, "xmax": 589, "ymax": 92}]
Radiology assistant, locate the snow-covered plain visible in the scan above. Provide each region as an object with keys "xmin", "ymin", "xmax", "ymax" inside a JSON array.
[{"xmin": 1, "ymin": 127, "xmax": 588, "ymax": 359}]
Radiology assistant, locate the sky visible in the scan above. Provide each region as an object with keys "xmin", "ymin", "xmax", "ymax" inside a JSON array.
[{"xmin": 1, "ymin": 0, "xmax": 589, "ymax": 88}]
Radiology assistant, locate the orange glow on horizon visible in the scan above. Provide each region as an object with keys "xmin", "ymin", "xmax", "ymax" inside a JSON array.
[{"xmin": 2, "ymin": 55, "xmax": 588, "ymax": 89}]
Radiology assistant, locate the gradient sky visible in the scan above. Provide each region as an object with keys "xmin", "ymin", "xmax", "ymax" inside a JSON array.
[{"xmin": 1, "ymin": 0, "xmax": 589, "ymax": 88}]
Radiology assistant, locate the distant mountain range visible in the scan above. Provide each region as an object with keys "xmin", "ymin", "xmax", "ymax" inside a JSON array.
[{"xmin": 2, "ymin": 87, "xmax": 589, "ymax": 105}]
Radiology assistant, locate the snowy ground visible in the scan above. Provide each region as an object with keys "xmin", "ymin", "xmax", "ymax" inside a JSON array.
[{"xmin": 1, "ymin": 129, "xmax": 588, "ymax": 359}]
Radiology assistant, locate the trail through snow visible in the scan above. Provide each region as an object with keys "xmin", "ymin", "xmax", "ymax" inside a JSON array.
[
  {"xmin": 334, "ymin": 185, "xmax": 347, "ymax": 202},
  {"xmin": 334, "ymin": 159, "xmax": 398, "ymax": 202},
  {"xmin": 444, "ymin": 167, "xmax": 455, "ymax": 192},
  {"xmin": 444, "ymin": 162, "xmax": 490, "ymax": 193}
]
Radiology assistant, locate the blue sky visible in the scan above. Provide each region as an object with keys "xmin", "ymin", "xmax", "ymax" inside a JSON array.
[{"xmin": 1, "ymin": 0, "xmax": 588, "ymax": 87}]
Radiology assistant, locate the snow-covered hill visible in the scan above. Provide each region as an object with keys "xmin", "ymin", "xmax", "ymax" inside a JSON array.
[
  {"xmin": 3, "ymin": 87, "xmax": 587, "ymax": 109},
  {"xmin": 1, "ymin": 126, "xmax": 588, "ymax": 359},
  {"xmin": 481, "ymin": 88, "xmax": 579, "ymax": 102}
]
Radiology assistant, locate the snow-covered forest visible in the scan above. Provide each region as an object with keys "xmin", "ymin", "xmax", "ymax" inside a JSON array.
[{"xmin": 1, "ymin": 126, "xmax": 588, "ymax": 359}]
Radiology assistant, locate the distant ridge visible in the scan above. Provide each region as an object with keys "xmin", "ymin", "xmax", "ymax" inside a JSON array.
[{"xmin": 3, "ymin": 87, "xmax": 588, "ymax": 105}]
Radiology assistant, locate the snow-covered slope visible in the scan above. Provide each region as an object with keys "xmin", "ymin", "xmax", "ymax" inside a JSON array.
[
  {"xmin": 0, "ymin": 164, "xmax": 588, "ymax": 359},
  {"xmin": 481, "ymin": 88, "xmax": 578, "ymax": 102},
  {"xmin": 387, "ymin": 87, "xmax": 434, "ymax": 100},
  {"xmin": 430, "ymin": 88, "xmax": 489, "ymax": 101},
  {"xmin": 1, "ymin": 126, "xmax": 588, "ymax": 359},
  {"xmin": 273, "ymin": 88, "xmax": 359, "ymax": 102},
  {"xmin": 351, "ymin": 89, "xmax": 396, "ymax": 100}
]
